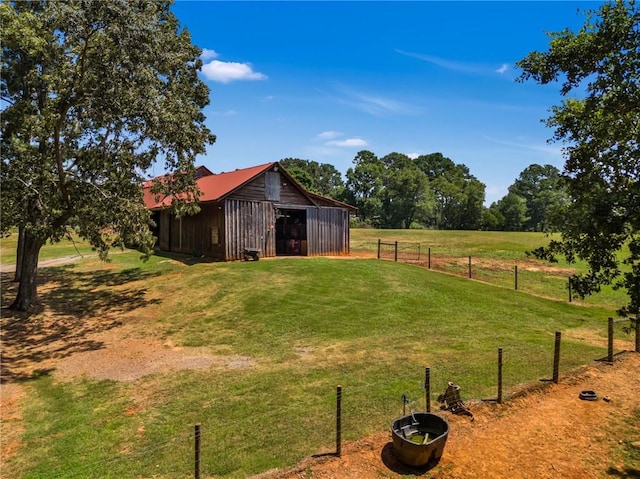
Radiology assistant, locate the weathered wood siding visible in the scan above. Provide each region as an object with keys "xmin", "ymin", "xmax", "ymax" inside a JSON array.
[
  {"xmin": 224, "ymin": 199, "xmax": 276, "ymax": 260},
  {"xmin": 158, "ymin": 203, "xmax": 225, "ymax": 259},
  {"xmin": 228, "ymin": 171, "xmax": 313, "ymax": 206},
  {"xmin": 306, "ymin": 207, "xmax": 350, "ymax": 256}
]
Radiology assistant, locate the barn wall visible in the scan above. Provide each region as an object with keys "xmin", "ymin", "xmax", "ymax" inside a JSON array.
[
  {"xmin": 228, "ymin": 171, "xmax": 313, "ymax": 206},
  {"xmin": 158, "ymin": 203, "xmax": 225, "ymax": 259},
  {"xmin": 306, "ymin": 207, "xmax": 350, "ymax": 256},
  {"xmin": 224, "ymin": 199, "xmax": 276, "ymax": 260}
]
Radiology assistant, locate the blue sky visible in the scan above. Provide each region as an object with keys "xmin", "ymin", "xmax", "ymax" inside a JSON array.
[{"xmin": 170, "ymin": 1, "xmax": 601, "ymax": 205}]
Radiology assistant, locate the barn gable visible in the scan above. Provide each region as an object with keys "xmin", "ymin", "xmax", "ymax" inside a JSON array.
[{"xmin": 144, "ymin": 162, "xmax": 356, "ymax": 261}]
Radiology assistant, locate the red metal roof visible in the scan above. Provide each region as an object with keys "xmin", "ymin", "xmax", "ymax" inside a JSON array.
[{"xmin": 143, "ymin": 162, "xmax": 275, "ymax": 209}]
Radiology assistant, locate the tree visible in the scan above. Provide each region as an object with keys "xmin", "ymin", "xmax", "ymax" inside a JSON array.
[
  {"xmin": 509, "ymin": 164, "xmax": 567, "ymax": 231},
  {"xmin": 379, "ymin": 153, "xmax": 434, "ymax": 228},
  {"xmin": 1, "ymin": 1, "xmax": 215, "ymax": 311},
  {"xmin": 344, "ymin": 151, "xmax": 385, "ymax": 224},
  {"xmin": 496, "ymin": 192, "xmax": 529, "ymax": 231},
  {"xmin": 415, "ymin": 153, "xmax": 486, "ymax": 229},
  {"xmin": 279, "ymin": 158, "xmax": 345, "ymax": 198},
  {"xmin": 517, "ymin": 0, "xmax": 640, "ymax": 317}
]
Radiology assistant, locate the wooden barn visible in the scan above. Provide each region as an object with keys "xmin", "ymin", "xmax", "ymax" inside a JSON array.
[{"xmin": 142, "ymin": 162, "xmax": 356, "ymax": 261}]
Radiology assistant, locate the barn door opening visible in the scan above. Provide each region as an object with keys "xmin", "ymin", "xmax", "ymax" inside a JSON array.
[{"xmin": 275, "ymin": 209, "xmax": 307, "ymax": 256}]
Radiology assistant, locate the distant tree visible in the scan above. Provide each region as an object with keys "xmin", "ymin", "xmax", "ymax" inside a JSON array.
[
  {"xmin": 415, "ymin": 153, "xmax": 486, "ymax": 229},
  {"xmin": 508, "ymin": 164, "xmax": 567, "ymax": 231},
  {"xmin": 1, "ymin": 1, "xmax": 215, "ymax": 311},
  {"xmin": 344, "ymin": 151, "xmax": 385, "ymax": 224},
  {"xmin": 279, "ymin": 158, "xmax": 344, "ymax": 198},
  {"xmin": 517, "ymin": 0, "xmax": 640, "ymax": 318},
  {"xmin": 496, "ymin": 193, "xmax": 529, "ymax": 231},
  {"xmin": 379, "ymin": 153, "xmax": 434, "ymax": 228}
]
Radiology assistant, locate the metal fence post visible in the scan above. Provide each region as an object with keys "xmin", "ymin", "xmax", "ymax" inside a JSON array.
[
  {"xmin": 553, "ymin": 332, "xmax": 561, "ymax": 384},
  {"xmin": 608, "ymin": 317, "xmax": 614, "ymax": 363},
  {"xmin": 425, "ymin": 367, "xmax": 431, "ymax": 413},
  {"xmin": 497, "ymin": 348, "xmax": 503, "ymax": 404},
  {"xmin": 194, "ymin": 424, "xmax": 201, "ymax": 479},
  {"xmin": 336, "ymin": 386, "xmax": 342, "ymax": 457}
]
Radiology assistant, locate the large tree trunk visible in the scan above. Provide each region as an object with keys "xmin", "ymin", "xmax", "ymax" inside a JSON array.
[
  {"xmin": 10, "ymin": 230, "xmax": 44, "ymax": 312},
  {"xmin": 13, "ymin": 225, "xmax": 25, "ymax": 282}
]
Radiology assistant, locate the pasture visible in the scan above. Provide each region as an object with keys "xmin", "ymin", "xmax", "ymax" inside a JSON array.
[{"xmin": 0, "ymin": 230, "xmax": 634, "ymax": 478}]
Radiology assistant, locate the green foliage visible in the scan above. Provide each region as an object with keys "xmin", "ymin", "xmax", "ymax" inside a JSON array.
[
  {"xmin": 345, "ymin": 150, "xmax": 484, "ymax": 229},
  {"xmin": 1, "ymin": 0, "xmax": 214, "ymax": 310},
  {"xmin": 279, "ymin": 158, "xmax": 345, "ymax": 198},
  {"xmin": 517, "ymin": 0, "xmax": 640, "ymax": 317}
]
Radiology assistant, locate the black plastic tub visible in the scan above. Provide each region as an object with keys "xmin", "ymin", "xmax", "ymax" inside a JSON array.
[{"xmin": 391, "ymin": 412, "xmax": 449, "ymax": 467}]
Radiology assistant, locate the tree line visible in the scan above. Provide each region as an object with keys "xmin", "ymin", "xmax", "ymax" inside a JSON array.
[{"xmin": 281, "ymin": 155, "xmax": 567, "ymax": 232}]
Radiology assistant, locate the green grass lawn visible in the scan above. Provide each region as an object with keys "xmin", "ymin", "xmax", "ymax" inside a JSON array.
[
  {"xmin": 0, "ymin": 230, "xmax": 94, "ymax": 265},
  {"xmin": 2, "ymin": 245, "xmax": 625, "ymax": 479},
  {"xmin": 351, "ymin": 229, "xmax": 629, "ymax": 311}
]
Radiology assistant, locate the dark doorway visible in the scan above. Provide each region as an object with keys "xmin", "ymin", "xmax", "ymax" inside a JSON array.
[{"xmin": 275, "ymin": 209, "xmax": 307, "ymax": 256}]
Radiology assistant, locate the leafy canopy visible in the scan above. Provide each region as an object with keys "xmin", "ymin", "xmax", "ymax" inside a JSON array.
[{"xmin": 517, "ymin": 0, "xmax": 639, "ymax": 317}]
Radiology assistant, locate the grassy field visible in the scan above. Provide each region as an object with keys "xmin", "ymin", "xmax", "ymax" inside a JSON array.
[
  {"xmin": 0, "ymin": 230, "xmax": 94, "ymax": 265},
  {"xmin": 0, "ymin": 230, "xmax": 633, "ymax": 478},
  {"xmin": 351, "ymin": 229, "xmax": 628, "ymax": 311}
]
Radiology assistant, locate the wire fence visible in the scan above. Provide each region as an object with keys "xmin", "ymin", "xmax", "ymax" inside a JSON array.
[
  {"xmin": 31, "ymin": 321, "xmax": 638, "ymax": 479},
  {"xmin": 371, "ymin": 239, "xmax": 621, "ymax": 306}
]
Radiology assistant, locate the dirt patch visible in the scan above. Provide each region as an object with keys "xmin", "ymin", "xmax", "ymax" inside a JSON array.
[
  {"xmin": 54, "ymin": 333, "xmax": 254, "ymax": 382},
  {"xmin": 257, "ymin": 352, "xmax": 640, "ymax": 479}
]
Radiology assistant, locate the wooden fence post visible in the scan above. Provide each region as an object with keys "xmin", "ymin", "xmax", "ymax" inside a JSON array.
[
  {"xmin": 608, "ymin": 317, "xmax": 614, "ymax": 363},
  {"xmin": 336, "ymin": 386, "xmax": 342, "ymax": 457},
  {"xmin": 194, "ymin": 424, "xmax": 201, "ymax": 479},
  {"xmin": 497, "ymin": 348, "xmax": 503, "ymax": 404},
  {"xmin": 418, "ymin": 243, "xmax": 421, "ymax": 261},
  {"xmin": 468, "ymin": 256, "xmax": 472, "ymax": 278},
  {"xmin": 377, "ymin": 239, "xmax": 381, "ymax": 259},
  {"xmin": 428, "ymin": 247, "xmax": 431, "ymax": 269},
  {"xmin": 394, "ymin": 241, "xmax": 398, "ymax": 262},
  {"xmin": 514, "ymin": 265, "xmax": 518, "ymax": 290},
  {"xmin": 553, "ymin": 332, "xmax": 561, "ymax": 384},
  {"xmin": 568, "ymin": 279, "xmax": 572, "ymax": 303},
  {"xmin": 425, "ymin": 367, "xmax": 431, "ymax": 413}
]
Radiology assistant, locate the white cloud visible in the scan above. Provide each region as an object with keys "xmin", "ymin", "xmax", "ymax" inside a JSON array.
[
  {"xmin": 326, "ymin": 138, "xmax": 368, "ymax": 147},
  {"xmin": 200, "ymin": 49, "xmax": 219, "ymax": 61},
  {"xmin": 406, "ymin": 152, "xmax": 421, "ymax": 159},
  {"xmin": 496, "ymin": 63, "xmax": 509, "ymax": 74},
  {"xmin": 201, "ymin": 60, "xmax": 267, "ymax": 83},
  {"xmin": 317, "ymin": 130, "xmax": 342, "ymax": 140},
  {"xmin": 484, "ymin": 136, "xmax": 563, "ymax": 157}
]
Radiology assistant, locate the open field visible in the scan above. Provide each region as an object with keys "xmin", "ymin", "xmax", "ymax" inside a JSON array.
[
  {"xmin": 1, "ymin": 231, "xmax": 637, "ymax": 478},
  {"xmin": 350, "ymin": 229, "xmax": 629, "ymax": 311}
]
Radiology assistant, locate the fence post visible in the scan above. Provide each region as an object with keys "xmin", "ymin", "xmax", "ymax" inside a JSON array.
[
  {"xmin": 394, "ymin": 241, "xmax": 398, "ymax": 262},
  {"xmin": 428, "ymin": 247, "xmax": 431, "ymax": 269},
  {"xmin": 417, "ymin": 243, "xmax": 421, "ymax": 261},
  {"xmin": 608, "ymin": 317, "xmax": 614, "ymax": 363},
  {"xmin": 194, "ymin": 424, "xmax": 201, "ymax": 479},
  {"xmin": 553, "ymin": 332, "xmax": 561, "ymax": 384},
  {"xmin": 377, "ymin": 239, "xmax": 381, "ymax": 259},
  {"xmin": 497, "ymin": 348, "xmax": 503, "ymax": 404},
  {"xmin": 568, "ymin": 279, "xmax": 572, "ymax": 303},
  {"xmin": 636, "ymin": 315, "xmax": 639, "ymax": 353},
  {"xmin": 336, "ymin": 386, "xmax": 342, "ymax": 457},
  {"xmin": 514, "ymin": 265, "xmax": 518, "ymax": 290},
  {"xmin": 468, "ymin": 256, "xmax": 472, "ymax": 278},
  {"xmin": 425, "ymin": 367, "xmax": 431, "ymax": 413}
]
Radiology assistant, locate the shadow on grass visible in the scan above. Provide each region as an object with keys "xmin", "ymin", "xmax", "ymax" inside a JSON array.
[
  {"xmin": 606, "ymin": 467, "xmax": 640, "ymax": 478},
  {"xmin": 0, "ymin": 265, "xmax": 161, "ymax": 383},
  {"xmin": 153, "ymin": 249, "xmax": 221, "ymax": 266}
]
